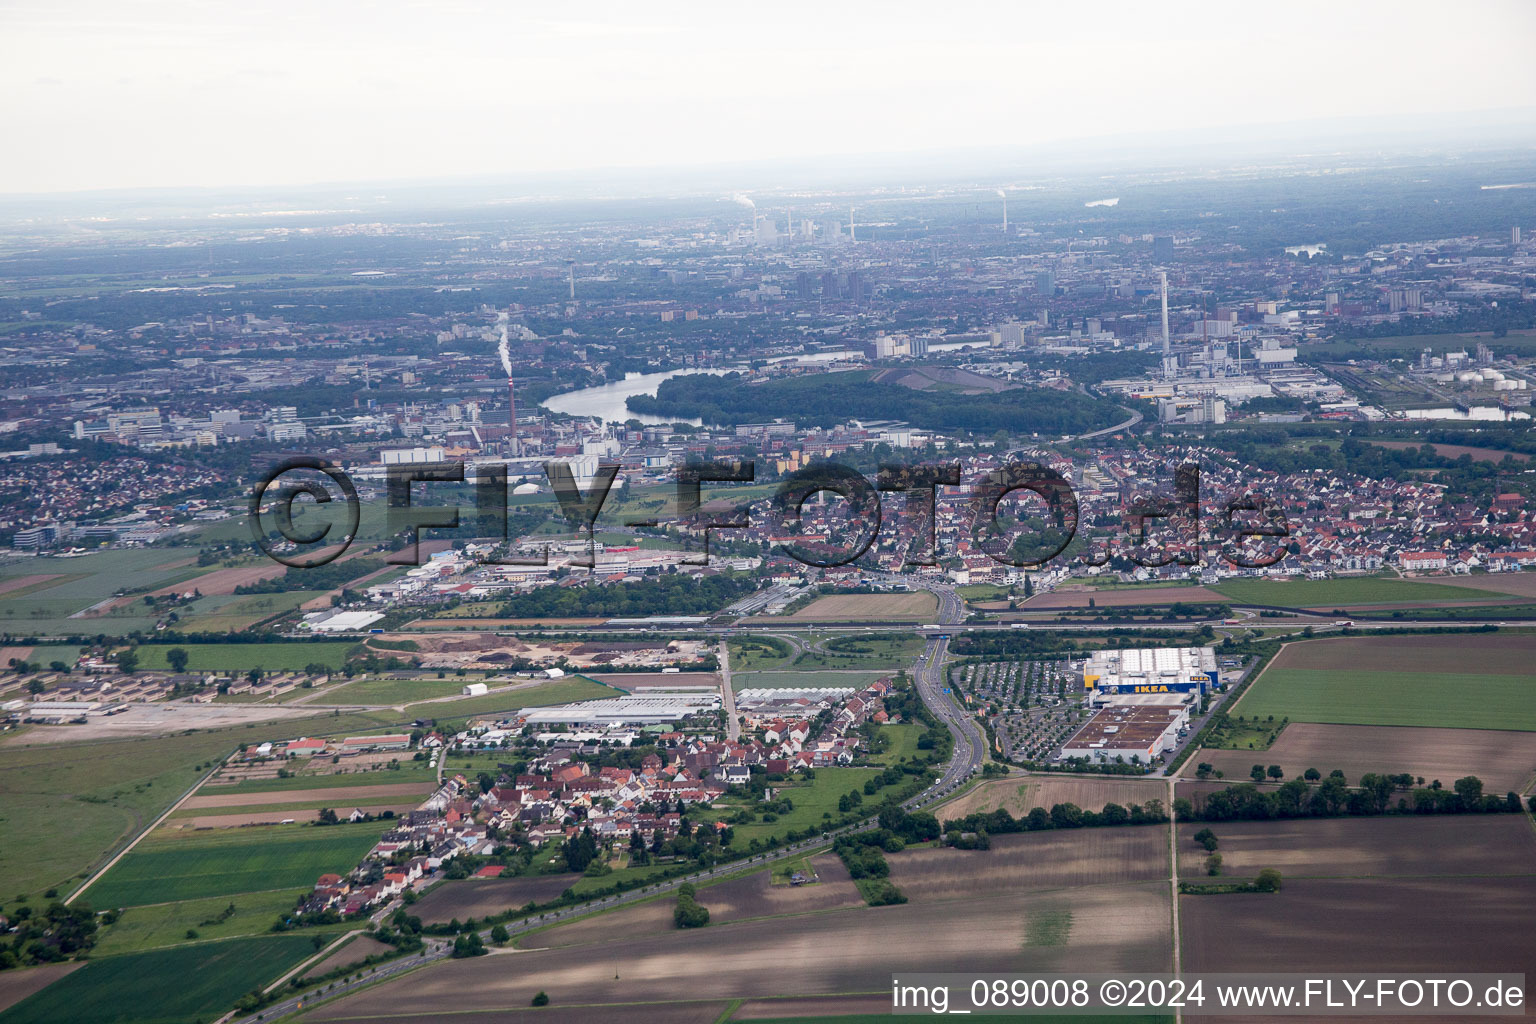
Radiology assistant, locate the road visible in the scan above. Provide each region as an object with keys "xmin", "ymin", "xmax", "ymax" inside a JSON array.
[{"xmin": 718, "ymin": 640, "xmax": 739, "ymax": 741}]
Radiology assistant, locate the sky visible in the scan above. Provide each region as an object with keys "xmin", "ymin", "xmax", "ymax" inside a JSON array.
[{"xmin": 3, "ymin": 0, "xmax": 1536, "ymax": 195}]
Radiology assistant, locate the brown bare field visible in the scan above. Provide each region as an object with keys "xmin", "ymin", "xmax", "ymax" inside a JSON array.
[
  {"xmin": 412, "ymin": 875, "xmax": 579, "ymax": 924},
  {"xmin": 886, "ymin": 828, "xmax": 1168, "ymax": 902},
  {"xmin": 181, "ymin": 783, "xmax": 434, "ymax": 809},
  {"xmin": 1433, "ymin": 573, "xmax": 1536, "ymax": 599},
  {"xmin": 1174, "ymin": 815, "xmax": 1536, "ymax": 880},
  {"xmin": 1181, "ymin": 876, "xmax": 1536, "ymax": 977},
  {"xmin": 305, "ymin": 883, "xmax": 1173, "ymax": 1020},
  {"xmin": 0, "ymin": 645, "xmax": 34, "ymax": 666},
  {"xmin": 405, "ymin": 617, "xmax": 611, "ymax": 629},
  {"xmin": 1023, "ymin": 585, "xmax": 1226, "ymax": 609},
  {"xmin": 1186, "ymin": 723, "xmax": 1536, "ymax": 793},
  {"xmin": 597, "ymin": 672, "xmax": 721, "ymax": 691},
  {"xmin": 939, "ymin": 775, "xmax": 1169, "ymax": 820},
  {"xmin": 0, "ymin": 963, "xmax": 82, "ymax": 1015},
  {"xmin": 0, "ymin": 573, "xmax": 65, "ymax": 597},
  {"xmin": 1273, "ymin": 633, "xmax": 1536, "ymax": 675},
  {"xmin": 300, "ymin": 1004, "xmax": 731, "ymax": 1024},
  {"xmin": 152, "ymin": 563, "xmax": 288, "ymax": 597},
  {"xmin": 732, "ymin": 995, "xmax": 896, "ymax": 1018},
  {"xmin": 302, "ymin": 936, "xmax": 396, "ymax": 979},
  {"xmin": 785, "ymin": 592, "xmax": 937, "ymax": 621},
  {"xmin": 166, "ymin": 804, "xmax": 419, "ymax": 829},
  {"xmin": 529, "ymin": 856, "xmax": 861, "ymax": 948},
  {"xmin": 1370, "ymin": 439, "xmax": 1531, "ymax": 463}
]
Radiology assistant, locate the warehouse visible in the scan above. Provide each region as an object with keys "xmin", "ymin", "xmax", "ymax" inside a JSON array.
[
  {"xmin": 1082, "ymin": 646, "xmax": 1217, "ymax": 700},
  {"xmin": 520, "ymin": 689, "xmax": 721, "ymax": 726},
  {"xmin": 1061, "ymin": 703, "xmax": 1191, "ymax": 764}
]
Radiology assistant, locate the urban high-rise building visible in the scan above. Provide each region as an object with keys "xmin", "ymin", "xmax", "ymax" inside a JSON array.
[{"xmin": 1153, "ymin": 235, "xmax": 1175, "ymax": 261}]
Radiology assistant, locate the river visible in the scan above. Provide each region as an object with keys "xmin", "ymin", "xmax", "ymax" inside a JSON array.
[{"xmin": 540, "ymin": 368, "xmax": 731, "ymax": 426}]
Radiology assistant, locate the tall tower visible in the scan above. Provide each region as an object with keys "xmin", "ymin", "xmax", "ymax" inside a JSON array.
[
  {"xmin": 508, "ymin": 378, "xmax": 520, "ymax": 457},
  {"xmin": 567, "ymin": 262, "xmax": 576, "ymax": 300},
  {"xmin": 849, "ymin": 206, "xmax": 855, "ymax": 243},
  {"xmin": 1160, "ymin": 271, "xmax": 1175, "ymax": 381},
  {"xmin": 1001, "ymin": 192, "xmax": 1008, "ymax": 233}
]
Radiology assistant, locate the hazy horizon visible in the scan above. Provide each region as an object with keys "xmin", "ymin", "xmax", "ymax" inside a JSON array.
[{"xmin": 5, "ymin": 0, "xmax": 1536, "ymax": 196}]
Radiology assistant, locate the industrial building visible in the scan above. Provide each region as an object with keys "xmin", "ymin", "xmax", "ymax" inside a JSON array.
[
  {"xmin": 1082, "ymin": 646, "xmax": 1217, "ymax": 699},
  {"xmin": 520, "ymin": 688, "xmax": 721, "ymax": 726},
  {"xmin": 1061, "ymin": 703, "xmax": 1191, "ymax": 764}
]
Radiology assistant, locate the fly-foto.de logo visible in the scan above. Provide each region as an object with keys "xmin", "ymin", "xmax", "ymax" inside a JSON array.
[{"xmin": 248, "ymin": 457, "xmax": 1290, "ymax": 571}]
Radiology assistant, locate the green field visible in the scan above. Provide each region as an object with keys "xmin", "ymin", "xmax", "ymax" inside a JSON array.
[
  {"xmin": 0, "ymin": 730, "xmax": 243, "ymax": 898},
  {"xmin": 176, "ymin": 590, "xmax": 329, "ymax": 632},
  {"xmin": 1234, "ymin": 668, "xmax": 1536, "ymax": 731},
  {"xmin": 0, "ymin": 935, "xmax": 319, "ymax": 1024},
  {"xmin": 0, "ymin": 549, "xmax": 220, "ymax": 635},
  {"xmin": 322, "ymin": 676, "xmax": 473, "ymax": 704},
  {"xmin": 131, "ymin": 642, "xmax": 358, "ymax": 673},
  {"xmin": 206, "ymin": 763, "xmax": 437, "ymax": 795},
  {"xmin": 398, "ymin": 676, "xmax": 617, "ymax": 718},
  {"xmin": 722, "ymin": 766, "xmax": 882, "ymax": 846},
  {"xmin": 1212, "ymin": 577, "xmax": 1489, "ymax": 608},
  {"xmin": 732, "ymin": 670, "xmax": 892, "ymax": 691},
  {"xmin": 789, "ymin": 633, "xmax": 925, "ymax": 670},
  {"xmin": 867, "ymin": 723, "xmax": 925, "ymax": 765},
  {"xmin": 84, "ymin": 822, "xmax": 385, "ymax": 908},
  {"xmin": 89, "ymin": 888, "xmax": 334, "ymax": 955}
]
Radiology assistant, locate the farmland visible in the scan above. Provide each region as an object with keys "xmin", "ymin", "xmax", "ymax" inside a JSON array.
[
  {"xmin": 83, "ymin": 822, "xmax": 385, "ymax": 907},
  {"xmin": 1232, "ymin": 635, "xmax": 1536, "ymax": 730},
  {"xmin": 1184, "ymin": 722, "xmax": 1536, "ymax": 792},
  {"xmin": 411, "ymin": 875, "xmax": 580, "ymax": 925},
  {"xmin": 1211, "ymin": 576, "xmax": 1489, "ymax": 608},
  {"xmin": 0, "ymin": 935, "xmax": 319, "ymax": 1024},
  {"xmin": 527, "ymin": 854, "xmax": 862, "ymax": 949},
  {"xmin": 885, "ymin": 827, "xmax": 1169, "ymax": 903},
  {"xmin": 131, "ymin": 641, "xmax": 358, "ymax": 673},
  {"xmin": 0, "ymin": 549, "xmax": 206, "ymax": 634},
  {"xmin": 89, "ymin": 888, "xmax": 333, "ymax": 955},
  {"xmin": 1173, "ymin": 815, "xmax": 1536, "ymax": 881},
  {"xmin": 0, "ymin": 728, "xmax": 246, "ymax": 898},
  {"xmin": 302, "ymin": 883, "xmax": 1173, "ymax": 1021},
  {"xmin": 1182, "ymin": 877, "xmax": 1536, "ymax": 977},
  {"xmin": 783, "ymin": 592, "xmax": 937, "ymax": 621}
]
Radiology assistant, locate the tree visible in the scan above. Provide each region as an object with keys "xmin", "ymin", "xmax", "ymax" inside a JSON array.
[
  {"xmin": 116, "ymin": 649, "xmax": 139, "ymax": 674},
  {"xmin": 1254, "ymin": 868, "xmax": 1283, "ymax": 892},
  {"xmin": 26, "ymin": 679, "xmax": 45, "ymax": 695},
  {"xmin": 490, "ymin": 924, "xmax": 509, "ymax": 945},
  {"xmin": 531, "ymin": 992, "xmax": 550, "ymax": 1007},
  {"xmin": 166, "ymin": 647, "xmax": 189, "ymax": 674},
  {"xmin": 1266, "ymin": 765, "xmax": 1284, "ymax": 781},
  {"xmin": 1250, "ymin": 764, "xmax": 1266, "ymax": 783},
  {"xmin": 1192, "ymin": 827, "xmax": 1218, "ymax": 852},
  {"xmin": 674, "ymin": 886, "xmax": 710, "ymax": 929},
  {"xmin": 1204, "ymin": 852, "xmax": 1223, "ymax": 876},
  {"xmin": 1303, "ymin": 767, "xmax": 1321, "ymax": 781}
]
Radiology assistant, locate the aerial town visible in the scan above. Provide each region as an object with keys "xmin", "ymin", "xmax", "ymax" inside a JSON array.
[{"xmin": 2, "ymin": 5, "xmax": 1535, "ymax": 1023}]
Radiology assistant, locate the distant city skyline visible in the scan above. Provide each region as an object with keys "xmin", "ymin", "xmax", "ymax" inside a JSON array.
[{"xmin": 4, "ymin": 0, "xmax": 1536, "ymax": 195}]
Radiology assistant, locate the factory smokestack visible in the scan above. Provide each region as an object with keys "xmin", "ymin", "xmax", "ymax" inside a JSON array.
[
  {"xmin": 997, "ymin": 188, "xmax": 1007, "ymax": 233},
  {"xmin": 568, "ymin": 263, "xmax": 575, "ymax": 300},
  {"xmin": 508, "ymin": 378, "xmax": 520, "ymax": 456}
]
